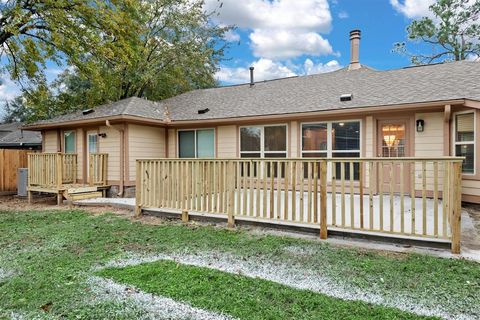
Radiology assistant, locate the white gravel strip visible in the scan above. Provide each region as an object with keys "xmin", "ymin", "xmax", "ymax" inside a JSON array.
[
  {"xmin": 87, "ymin": 275, "xmax": 235, "ymax": 320},
  {"xmin": 101, "ymin": 251, "xmax": 473, "ymax": 320}
]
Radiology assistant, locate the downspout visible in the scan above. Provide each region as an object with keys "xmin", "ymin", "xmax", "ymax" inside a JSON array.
[{"xmin": 106, "ymin": 120, "xmax": 125, "ymax": 197}]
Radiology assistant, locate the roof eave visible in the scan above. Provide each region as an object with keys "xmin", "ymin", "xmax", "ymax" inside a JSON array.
[{"xmin": 23, "ymin": 114, "xmax": 168, "ymax": 130}]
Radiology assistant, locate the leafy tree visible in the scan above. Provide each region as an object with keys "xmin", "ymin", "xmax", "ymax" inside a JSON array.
[
  {"xmin": 0, "ymin": 0, "xmax": 138, "ymax": 84},
  {"xmin": 2, "ymin": 0, "xmax": 230, "ymax": 122},
  {"xmin": 394, "ymin": 0, "xmax": 480, "ymax": 64}
]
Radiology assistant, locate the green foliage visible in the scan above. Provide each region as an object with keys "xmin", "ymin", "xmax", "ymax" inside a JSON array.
[
  {"xmin": 394, "ymin": 0, "xmax": 480, "ymax": 64},
  {"xmin": 0, "ymin": 209, "xmax": 479, "ymax": 318},
  {"xmin": 1, "ymin": 0, "xmax": 230, "ymax": 122},
  {"xmin": 0, "ymin": 0, "xmax": 138, "ymax": 81}
]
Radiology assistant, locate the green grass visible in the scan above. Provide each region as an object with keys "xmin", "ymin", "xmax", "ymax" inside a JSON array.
[
  {"xmin": 98, "ymin": 260, "xmax": 437, "ymax": 320},
  {"xmin": 0, "ymin": 209, "xmax": 479, "ymax": 319}
]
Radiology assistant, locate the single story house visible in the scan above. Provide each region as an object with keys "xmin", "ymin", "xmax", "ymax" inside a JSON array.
[
  {"xmin": 0, "ymin": 122, "xmax": 41, "ymax": 150},
  {"xmin": 24, "ymin": 30, "xmax": 480, "ymax": 202}
]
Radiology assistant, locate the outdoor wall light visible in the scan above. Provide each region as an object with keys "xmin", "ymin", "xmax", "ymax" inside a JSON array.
[
  {"xmin": 416, "ymin": 119, "xmax": 425, "ymax": 133},
  {"xmin": 98, "ymin": 133, "xmax": 107, "ymax": 138}
]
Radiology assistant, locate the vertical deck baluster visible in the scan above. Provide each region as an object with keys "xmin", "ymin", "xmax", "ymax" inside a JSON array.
[
  {"xmin": 390, "ymin": 161, "xmax": 394, "ymax": 232},
  {"xmin": 350, "ymin": 161, "xmax": 354, "ymax": 228},
  {"xmin": 299, "ymin": 161, "xmax": 305, "ymax": 223},
  {"xmin": 291, "ymin": 161, "xmax": 297, "ymax": 222},
  {"xmin": 270, "ymin": 161, "xmax": 275, "ymax": 219},
  {"xmin": 277, "ymin": 161, "xmax": 282, "ymax": 219},
  {"xmin": 411, "ymin": 161, "xmax": 416, "ymax": 235},
  {"xmin": 379, "ymin": 162, "xmax": 384, "ymax": 231},
  {"xmin": 313, "ymin": 161, "xmax": 318, "ymax": 224},
  {"xmin": 332, "ymin": 161, "xmax": 337, "ymax": 226},
  {"xmin": 422, "ymin": 161, "xmax": 427, "ymax": 236},
  {"xmin": 400, "ymin": 162, "xmax": 405, "ymax": 234},
  {"xmin": 284, "ymin": 161, "xmax": 290, "ymax": 220},
  {"xmin": 434, "ymin": 161, "xmax": 439, "ymax": 237},
  {"xmin": 307, "ymin": 162, "xmax": 312, "ymax": 223},
  {"xmin": 341, "ymin": 162, "xmax": 345, "ymax": 227}
]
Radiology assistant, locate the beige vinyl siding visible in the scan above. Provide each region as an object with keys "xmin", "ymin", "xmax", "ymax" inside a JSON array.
[
  {"xmin": 414, "ymin": 112, "xmax": 445, "ymax": 192},
  {"xmin": 43, "ymin": 130, "xmax": 58, "ymax": 152},
  {"xmin": 167, "ymin": 129, "xmax": 176, "ymax": 158},
  {"xmin": 128, "ymin": 124, "xmax": 166, "ymax": 180},
  {"xmin": 290, "ymin": 121, "xmax": 298, "ymax": 157},
  {"xmin": 76, "ymin": 129, "xmax": 83, "ymax": 181},
  {"xmin": 364, "ymin": 116, "xmax": 374, "ymax": 188},
  {"xmin": 98, "ymin": 126, "xmax": 121, "ymax": 181},
  {"xmin": 216, "ymin": 125, "xmax": 236, "ymax": 158}
]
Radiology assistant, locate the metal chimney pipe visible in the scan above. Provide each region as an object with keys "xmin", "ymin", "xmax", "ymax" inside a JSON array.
[
  {"xmin": 249, "ymin": 67, "xmax": 254, "ymax": 87},
  {"xmin": 348, "ymin": 30, "xmax": 361, "ymax": 70}
]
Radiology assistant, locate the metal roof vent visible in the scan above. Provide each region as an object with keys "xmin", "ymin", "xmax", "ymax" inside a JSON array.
[
  {"xmin": 198, "ymin": 108, "xmax": 210, "ymax": 114},
  {"xmin": 340, "ymin": 94, "xmax": 353, "ymax": 102},
  {"xmin": 82, "ymin": 108, "xmax": 94, "ymax": 115}
]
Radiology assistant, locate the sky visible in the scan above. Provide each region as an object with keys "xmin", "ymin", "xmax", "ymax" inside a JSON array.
[{"xmin": 0, "ymin": 0, "xmax": 435, "ymax": 118}]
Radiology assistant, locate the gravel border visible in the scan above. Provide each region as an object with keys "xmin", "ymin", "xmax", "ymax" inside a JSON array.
[
  {"xmin": 100, "ymin": 251, "xmax": 474, "ymax": 320},
  {"xmin": 87, "ymin": 276, "xmax": 235, "ymax": 320}
]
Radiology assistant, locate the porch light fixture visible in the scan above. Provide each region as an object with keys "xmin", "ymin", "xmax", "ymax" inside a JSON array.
[
  {"xmin": 98, "ymin": 133, "xmax": 107, "ymax": 138},
  {"xmin": 416, "ymin": 119, "xmax": 425, "ymax": 132}
]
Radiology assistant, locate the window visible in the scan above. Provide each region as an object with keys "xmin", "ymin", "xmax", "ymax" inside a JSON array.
[
  {"xmin": 240, "ymin": 125, "xmax": 287, "ymax": 158},
  {"xmin": 64, "ymin": 131, "xmax": 76, "ymax": 153},
  {"xmin": 454, "ymin": 112, "xmax": 475, "ymax": 174},
  {"xmin": 178, "ymin": 129, "xmax": 214, "ymax": 158},
  {"xmin": 302, "ymin": 121, "xmax": 361, "ymax": 180}
]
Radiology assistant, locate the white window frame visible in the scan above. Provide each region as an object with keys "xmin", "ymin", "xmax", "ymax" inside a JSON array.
[
  {"xmin": 300, "ymin": 120, "xmax": 362, "ymax": 158},
  {"xmin": 453, "ymin": 111, "xmax": 476, "ymax": 175},
  {"xmin": 177, "ymin": 128, "xmax": 216, "ymax": 158},
  {"xmin": 239, "ymin": 124, "xmax": 289, "ymax": 158},
  {"xmin": 63, "ymin": 130, "xmax": 76, "ymax": 153}
]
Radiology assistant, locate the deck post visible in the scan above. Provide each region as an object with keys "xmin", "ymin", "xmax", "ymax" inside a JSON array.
[
  {"xmin": 134, "ymin": 161, "xmax": 142, "ymax": 217},
  {"xmin": 56, "ymin": 154, "xmax": 63, "ymax": 205},
  {"xmin": 181, "ymin": 210, "xmax": 189, "ymax": 222},
  {"xmin": 451, "ymin": 161, "xmax": 462, "ymax": 254},
  {"xmin": 227, "ymin": 160, "xmax": 235, "ymax": 228},
  {"xmin": 319, "ymin": 160, "xmax": 328, "ymax": 239}
]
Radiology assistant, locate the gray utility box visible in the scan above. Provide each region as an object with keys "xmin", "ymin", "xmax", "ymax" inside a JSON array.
[{"xmin": 17, "ymin": 168, "xmax": 28, "ymax": 197}]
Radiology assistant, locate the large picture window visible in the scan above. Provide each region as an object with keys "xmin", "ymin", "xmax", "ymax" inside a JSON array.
[
  {"xmin": 178, "ymin": 129, "xmax": 214, "ymax": 158},
  {"xmin": 240, "ymin": 125, "xmax": 287, "ymax": 158},
  {"xmin": 454, "ymin": 112, "xmax": 475, "ymax": 174},
  {"xmin": 63, "ymin": 131, "xmax": 76, "ymax": 153},
  {"xmin": 302, "ymin": 121, "xmax": 361, "ymax": 179}
]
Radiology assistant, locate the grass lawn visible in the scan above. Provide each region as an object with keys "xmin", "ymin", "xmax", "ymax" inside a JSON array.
[{"xmin": 0, "ymin": 209, "xmax": 479, "ymax": 319}]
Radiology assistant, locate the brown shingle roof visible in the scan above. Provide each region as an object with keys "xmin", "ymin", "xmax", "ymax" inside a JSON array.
[{"xmin": 27, "ymin": 60, "xmax": 480, "ymax": 127}]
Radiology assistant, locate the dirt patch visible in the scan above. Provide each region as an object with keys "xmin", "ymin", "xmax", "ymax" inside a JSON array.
[{"xmin": 463, "ymin": 203, "xmax": 480, "ymax": 233}]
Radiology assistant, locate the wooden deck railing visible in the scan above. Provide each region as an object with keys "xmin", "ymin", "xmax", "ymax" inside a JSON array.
[
  {"xmin": 89, "ymin": 153, "xmax": 108, "ymax": 186},
  {"xmin": 28, "ymin": 153, "xmax": 78, "ymax": 189},
  {"xmin": 135, "ymin": 157, "xmax": 464, "ymax": 253}
]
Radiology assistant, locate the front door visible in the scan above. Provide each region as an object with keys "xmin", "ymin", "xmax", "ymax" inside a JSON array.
[
  {"xmin": 377, "ymin": 120, "xmax": 411, "ymax": 194},
  {"xmin": 87, "ymin": 132, "xmax": 98, "ymax": 179}
]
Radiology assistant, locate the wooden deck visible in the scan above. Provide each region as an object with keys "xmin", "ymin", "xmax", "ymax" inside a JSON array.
[
  {"xmin": 27, "ymin": 153, "xmax": 109, "ymax": 204},
  {"xmin": 135, "ymin": 157, "xmax": 464, "ymax": 253}
]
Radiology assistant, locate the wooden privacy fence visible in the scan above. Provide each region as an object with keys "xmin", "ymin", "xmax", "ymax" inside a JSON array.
[
  {"xmin": 89, "ymin": 153, "xmax": 108, "ymax": 186},
  {"xmin": 135, "ymin": 157, "xmax": 464, "ymax": 253},
  {"xmin": 28, "ymin": 153, "xmax": 77, "ymax": 189},
  {"xmin": 0, "ymin": 149, "xmax": 30, "ymax": 192}
]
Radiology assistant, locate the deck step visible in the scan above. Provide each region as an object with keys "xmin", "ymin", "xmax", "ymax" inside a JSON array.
[
  {"xmin": 66, "ymin": 191, "xmax": 103, "ymax": 201},
  {"xmin": 67, "ymin": 186, "xmax": 98, "ymax": 194}
]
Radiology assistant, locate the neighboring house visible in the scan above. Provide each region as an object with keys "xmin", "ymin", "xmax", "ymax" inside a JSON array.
[
  {"xmin": 0, "ymin": 122, "xmax": 42, "ymax": 150},
  {"xmin": 24, "ymin": 30, "xmax": 480, "ymax": 202}
]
